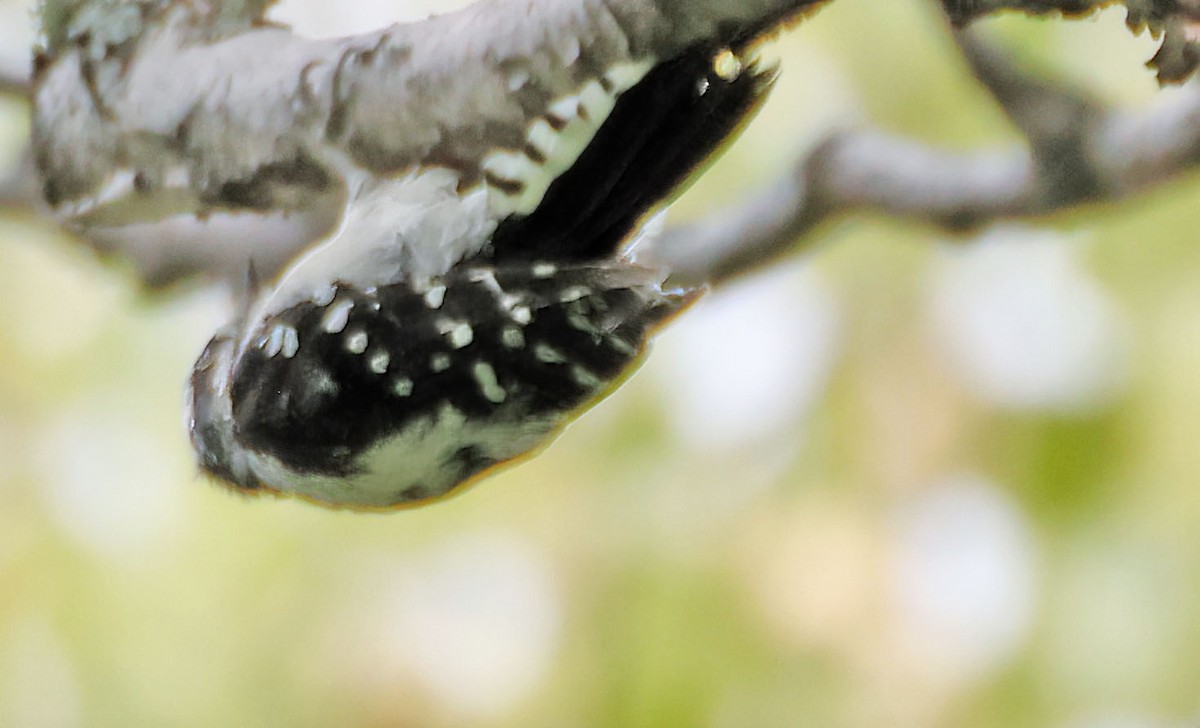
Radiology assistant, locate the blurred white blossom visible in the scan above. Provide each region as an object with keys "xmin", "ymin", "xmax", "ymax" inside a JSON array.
[
  {"xmin": 332, "ymin": 530, "xmax": 563, "ymax": 719},
  {"xmin": 927, "ymin": 226, "xmax": 1128, "ymax": 412},
  {"xmin": 652, "ymin": 262, "xmax": 841, "ymax": 450},
  {"xmin": 887, "ymin": 474, "xmax": 1039, "ymax": 686},
  {"xmin": 33, "ymin": 400, "xmax": 187, "ymax": 562}
]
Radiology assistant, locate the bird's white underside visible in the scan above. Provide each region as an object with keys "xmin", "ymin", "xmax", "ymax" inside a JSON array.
[{"xmin": 246, "ymin": 403, "xmax": 559, "ymax": 508}]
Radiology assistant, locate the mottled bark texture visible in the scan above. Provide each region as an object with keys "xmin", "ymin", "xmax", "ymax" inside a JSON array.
[
  {"xmin": 28, "ymin": 0, "xmax": 824, "ymax": 285},
  {"xmin": 17, "ymin": 0, "xmax": 1200, "ymax": 287}
]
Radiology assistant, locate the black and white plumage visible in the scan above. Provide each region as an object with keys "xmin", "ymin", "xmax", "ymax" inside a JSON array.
[{"xmin": 187, "ymin": 41, "xmax": 777, "ymax": 509}]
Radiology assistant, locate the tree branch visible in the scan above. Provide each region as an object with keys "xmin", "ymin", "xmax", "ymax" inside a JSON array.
[
  {"xmin": 22, "ymin": 0, "xmax": 1200, "ymax": 289},
  {"xmin": 640, "ymin": 28, "xmax": 1200, "ymax": 286},
  {"xmin": 30, "ymin": 0, "xmax": 826, "ymax": 284},
  {"xmin": 942, "ymin": 0, "xmax": 1200, "ymax": 82}
]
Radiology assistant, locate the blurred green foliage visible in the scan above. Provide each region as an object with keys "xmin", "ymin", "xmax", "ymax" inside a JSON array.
[{"xmin": 2, "ymin": 1, "xmax": 1200, "ymax": 726}]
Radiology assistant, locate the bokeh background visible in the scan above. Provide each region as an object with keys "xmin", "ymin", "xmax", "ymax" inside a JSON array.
[{"xmin": 2, "ymin": 0, "xmax": 1200, "ymax": 726}]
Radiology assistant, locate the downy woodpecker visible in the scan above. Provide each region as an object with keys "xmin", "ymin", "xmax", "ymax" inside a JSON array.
[{"xmin": 186, "ymin": 40, "xmax": 777, "ymax": 509}]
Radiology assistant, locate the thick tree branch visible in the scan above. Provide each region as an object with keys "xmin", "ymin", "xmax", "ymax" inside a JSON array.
[
  {"xmin": 641, "ymin": 29, "xmax": 1200, "ymax": 285},
  {"xmin": 22, "ymin": 0, "xmax": 1200, "ymax": 289},
  {"xmin": 29, "ymin": 3, "xmax": 826, "ymax": 212},
  {"xmin": 30, "ymin": 0, "xmax": 827, "ymax": 285}
]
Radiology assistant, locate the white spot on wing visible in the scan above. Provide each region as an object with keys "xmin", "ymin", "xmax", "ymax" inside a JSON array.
[
  {"xmin": 559, "ymin": 286, "xmax": 590, "ymax": 303},
  {"xmin": 607, "ymin": 335, "xmax": 637, "ymax": 356},
  {"xmin": 482, "ymin": 60, "xmax": 652, "ymax": 217},
  {"xmin": 534, "ymin": 344, "xmax": 566, "ymax": 364},
  {"xmin": 424, "ymin": 285, "xmax": 447, "ymax": 309},
  {"xmin": 501, "ymin": 326, "xmax": 526, "ymax": 350},
  {"xmin": 263, "ymin": 325, "xmax": 285, "ymax": 358},
  {"xmin": 472, "ymin": 362, "xmax": 508, "ymax": 404},
  {"xmin": 393, "ymin": 377, "xmax": 414, "ymax": 397},
  {"xmin": 281, "ymin": 326, "xmax": 300, "ymax": 359},
  {"xmin": 499, "ymin": 291, "xmax": 524, "ymax": 312},
  {"xmin": 369, "ymin": 350, "xmax": 390, "ymax": 374},
  {"xmin": 430, "ymin": 353, "xmax": 452, "ymax": 373},
  {"xmin": 567, "ymin": 310, "xmax": 598, "ymax": 335},
  {"xmin": 322, "ymin": 300, "xmax": 354, "ymax": 334},
  {"xmin": 346, "ymin": 330, "xmax": 369, "ymax": 354},
  {"xmin": 512, "ymin": 306, "xmax": 533, "ymax": 326},
  {"xmin": 448, "ymin": 323, "xmax": 475, "ymax": 349},
  {"xmin": 570, "ymin": 365, "xmax": 602, "ymax": 389}
]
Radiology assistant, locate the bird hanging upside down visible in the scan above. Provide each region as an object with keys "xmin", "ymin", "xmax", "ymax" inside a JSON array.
[{"xmin": 186, "ymin": 32, "xmax": 782, "ymax": 509}]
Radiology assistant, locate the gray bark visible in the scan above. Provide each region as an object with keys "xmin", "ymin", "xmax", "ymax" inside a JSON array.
[
  {"xmin": 19, "ymin": 0, "xmax": 1200, "ymax": 288},
  {"xmin": 29, "ymin": 0, "xmax": 824, "ymax": 285}
]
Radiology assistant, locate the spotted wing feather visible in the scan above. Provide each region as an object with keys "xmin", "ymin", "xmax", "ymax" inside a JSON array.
[
  {"xmin": 191, "ymin": 262, "xmax": 690, "ymax": 506},
  {"xmin": 188, "ymin": 43, "xmax": 775, "ymax": 509},
  {"xmin": 489, "ymin": 45, "xmax": 778, "ymax": 261}
]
